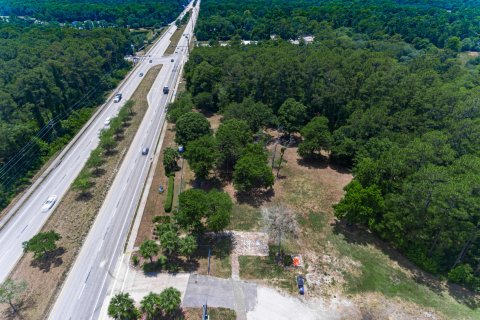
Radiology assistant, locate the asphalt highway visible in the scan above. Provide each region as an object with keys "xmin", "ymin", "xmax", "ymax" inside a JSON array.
[{"xmin": 48, "ymin": 2, "xmax": 200, "ymax": 319}]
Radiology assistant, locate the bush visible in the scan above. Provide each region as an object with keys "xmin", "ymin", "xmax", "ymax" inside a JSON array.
[
  {"xmin": 152, "ymin": 215, "xmax": 171, "ymax": 224},
  {"xmin": 132, "ymin": 255, "xmax": 139, "ymax": 266},
  {"xmin": 164, "ymin": 176, "xmax": 174, "ymax": 213},
  {"xmin": 448, "ymin": 264, "xmax": 475, "ymax": 286}
]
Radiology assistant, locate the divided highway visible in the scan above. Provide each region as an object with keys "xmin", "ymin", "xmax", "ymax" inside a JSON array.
[
  {"xmin": 49, "ymin": 2, "xmax": 200, "ymax": 319},
  {"xmin": 0, "ymin": 7, "xmax": 190, "ymax": 284}
]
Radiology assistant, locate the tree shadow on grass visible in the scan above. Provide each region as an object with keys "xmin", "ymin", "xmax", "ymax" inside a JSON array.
[
  {"xmin": 104, "ymin": 149, "xmax": 118, "ymax": 157},
  {"xmin": 30, "ymin": 247, "xmax": 65, "ymax": 272},
  {"xmin": 332, "ymin": 220, "xmax": 480, "ymax": 309},
  {"xmin": 236, "ymin": 188, "xmax": 275, "ymax": 208},
  {"xmin": 296, "ymin": 156, "xmax": 329, "ymax": 170},
  {"xmin": 1, "ymin": 295, "xmax": 37, "ymax": 320},
  {"xmin": 191, "ymin": 177, "xmax": 226, "ymax": 192},
  {"xmin": 297, "ymin": 156, "xmax": 352, "ymax": 174},
  {"xmin": 74, "ymin": 187, "xmax": 95, "ymax": 201}
]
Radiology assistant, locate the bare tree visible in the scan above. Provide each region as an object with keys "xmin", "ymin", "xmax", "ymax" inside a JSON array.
[{"xmin": 262, "ymin": 204, "xmax": 299, "ymax": 262}]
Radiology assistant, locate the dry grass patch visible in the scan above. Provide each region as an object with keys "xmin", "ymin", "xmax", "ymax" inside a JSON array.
[
  {"xmin": 1, "ymin": 65, "xmax": 162, "ymax": 320},
  {"xmin": 183, "ymin": 307, "xmax": 236, "ymax": 320}
]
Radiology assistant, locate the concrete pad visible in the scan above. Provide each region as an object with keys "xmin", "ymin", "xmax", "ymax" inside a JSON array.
[{"xmin": 183, "ymin": 274, "xmax": 257, "ymax": 312}]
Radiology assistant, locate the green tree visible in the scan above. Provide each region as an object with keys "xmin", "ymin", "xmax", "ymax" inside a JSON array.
[
  {"xmin": 86, "ymin": 148, "xmax": 105, "ymax": 174},
  {"xmin": 216, "ymin": 119, "xmax": 252, "ymax": 169},
  {"xmin": 205, "ymin": 190, "xmax": 233, "ymax": 232},
  {"xmin": 223, "ymin": 97, "xmax": 274, "ymax": 132},
  {"xmin": 277, "ymin": 98, "xmax": 307, "ymax": 134},
  {"xmin": 0, "ymin": 279, "xmax": 27, "ymax": 314},
  {"xmin": 448, "ymin": 264, "xmax": 475, "ymax": 286},
  {"xmin": 124, "ymin": 100, "xmax": 135, "ymax": 115},
  {"xmin": 334, "ymin": 180, "xmax": 384, "ymax": 230},
  {"xmin": 163, "ymin": 147, "xmax": 179, "ymax": 176},
  {"xmin": 179, "ymin": 235, "xmax": 198, "ymax": 257},
  {"xmin": 72, "ymin": 169, "xmax": 93, "ymax": 197},
  {"xmin": 445, "ymin": 36, "xmax": 461, "ymax": 51},
  {"xmin": 175, "ymin": 112, "xmax": 211, "ymax": 146},
  {"xmin": 233, "ymin": 144, "xmax": 274, "ymax": 192},
  {"xmin": 175, "ymin": 188, "xmax": 232, "ymax": 233},
  {"xmin": 175, "ymin": 188, "xmax": 207, "ymax": 233},
  {"xmin": 167, "ymin": 92, "xmax": 193, "ymax": 123},
  {"xmin": 159, "ymin": 230, "xmax": 179, "ymax": 256},
  {"xmin": 184, "ymin": 135, "xmax": 219, "ymax": 180},
  {"xmin": 100, "ymin": 131, "xmax": 116, "ymax": 153},
  {"xmin": 194, "ymin": 91, "xmax": 216, "ymax": 112},
  {"xmin": 22, "ymin": 230, "xmax": 61, "ymax": 260},
  {"xmin": 139, "ymin": 239, "xmax": 159, "ymax": 264},
  {"xmin": 111, "ymin": 117, "xmax": 124, "ymax": 140},
  {"xmin": 108, "ymin": 292, "xmax": 139, "ymax": 320},
  {"xmin": 158, "ymin": 287, "xmax": 181, "ymax": 317},
  {"xmin": 298, "ymin": 116, "xmax": 332, "ymax": 158},
  {"xmin": 140, "ymin": 292, "xmax": 162, "ymax": 320}
]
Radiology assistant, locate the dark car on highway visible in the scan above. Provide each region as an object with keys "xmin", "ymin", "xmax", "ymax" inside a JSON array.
[{"xmin": 142, "ymin": 147, "xmax": 149, "ymax": 155}]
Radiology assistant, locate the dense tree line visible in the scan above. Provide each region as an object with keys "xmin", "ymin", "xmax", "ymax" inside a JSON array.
[
  {"xmin": 196, "ymin": 0, "xmax": 480, "ymax": 51},
  {"xmin": 0, "ymin": 0, "xmax": 189, "ymax": 28},
  {"xmin": 0, "ymin": 22, "xmax": 131, "ymax": 207},
  {"xmin": 184, "ymin": 22, "xmax": 480, "ymax": 288}
]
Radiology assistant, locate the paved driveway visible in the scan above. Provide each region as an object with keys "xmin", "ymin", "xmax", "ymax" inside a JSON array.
[{"xmin": 183, "ymin": 274, "xmax": 257, "ymax": 312}]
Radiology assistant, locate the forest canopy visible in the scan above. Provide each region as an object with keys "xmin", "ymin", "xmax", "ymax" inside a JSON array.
[
  {"xmin": 196, "ymin": 0, "xmax": 480, "ymax": 51},
  {"xmin": 0, "ymin": 22, "xmax": 131, "ymax": 206},
  {"xmin": 186, "ymin": 0, "xmax": 480, "ymax": 290},
  {"xmin": 0, "ymin": 0, "xmax": 189, "ymax": 28}
]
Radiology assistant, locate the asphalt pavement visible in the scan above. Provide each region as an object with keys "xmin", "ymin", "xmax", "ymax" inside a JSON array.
[{"xmin": 48, "ymin": 2, "xmax": 200, "ymax": 319}]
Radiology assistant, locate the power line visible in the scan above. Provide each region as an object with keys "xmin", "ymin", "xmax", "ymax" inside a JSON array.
[{"xmin": 0, "ymin": 72, "xmax": 113, "ymax": 184}]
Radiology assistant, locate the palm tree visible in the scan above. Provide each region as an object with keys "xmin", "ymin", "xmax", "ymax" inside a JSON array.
[
  {"xmin": 139, "ymin": 239, "xmax": 159, "ymax": 264},
  {"xmin": 140, "ymin": 292, "xmax": 161, "ymax": 320},
  {"xmin": 108, "ymin": 293, "xmax": 139, "ymax": 320},
  {"xmin": 179, "ymin": 235, "xmax": 198, "ymax": 257},
  {"xmin": 159, "ymin": 287, "xmax": 181, "ymax": 317}
]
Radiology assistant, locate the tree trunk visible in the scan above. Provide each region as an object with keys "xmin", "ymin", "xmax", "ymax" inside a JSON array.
[
  {"xmin": 428, "ymin": 228, "xmax": 441, "ymax": 257},
  {"xmin": 452, "ymin": 222, "xmax": 480, "ymax": 269},
  {"xmin": 9, "ymin": 300, "xmax": 17, "ymax": 314}
]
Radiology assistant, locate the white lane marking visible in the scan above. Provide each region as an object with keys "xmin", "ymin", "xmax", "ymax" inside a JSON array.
[{"xmin": 78, "ymin": 283, "xmax": 86, "ymax": 299}]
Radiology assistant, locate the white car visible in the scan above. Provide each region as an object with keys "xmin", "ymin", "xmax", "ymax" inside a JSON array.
[
  {"xmin": 104, "ymin": 117, "xmax": 111, "ymax": 126},
  {"xmin": 41, "ymin": 195, "xmax": 57, "ymax": 212},
  {"xmin": 113, "ymin": 93, "xmax": 122, "ymax": 103}
]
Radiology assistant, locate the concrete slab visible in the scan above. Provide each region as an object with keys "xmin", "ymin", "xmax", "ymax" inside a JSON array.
[{"xmin": 183, "ymin": 274, "xmax": 257, "ymax": 312}]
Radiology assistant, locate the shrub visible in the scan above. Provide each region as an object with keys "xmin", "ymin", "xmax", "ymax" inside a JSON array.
[
  {"xmin": 132, "ymin": 255, "xmax": 139, "ymax": 266},
  {"xmin": 164, "ymin": 176, "xmax": 174, "ymax": 213},
  {"xmin": 152, "ymin": 215, "xmax": 171, "ymax": 224}
]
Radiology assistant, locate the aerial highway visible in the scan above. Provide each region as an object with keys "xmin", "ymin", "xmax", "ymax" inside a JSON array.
[
  {"xmin": 48, "ymin": 2, "xmax": 200, "ymax": 319},
  {"xmin": 0, "ymin": 5, "xmax": 194, "ymax": 284}
]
